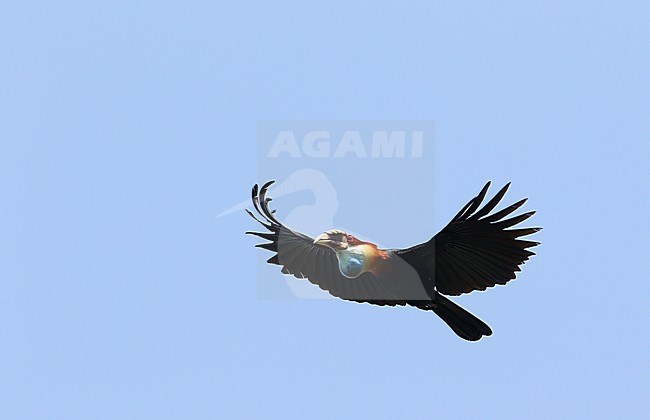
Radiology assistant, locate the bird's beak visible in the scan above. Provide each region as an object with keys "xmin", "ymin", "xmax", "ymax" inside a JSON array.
[
  {"xmin": 314, "ymin": 232, "xmax": 348, "ymax": 250},
  {"xmin": 314, "ymin": 232, "xmax": 334, "ymax": 246}
]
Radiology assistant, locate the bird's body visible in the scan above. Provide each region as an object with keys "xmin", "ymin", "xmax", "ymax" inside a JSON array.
[{"xmin": 247, "ymin": 180, "xmax": 540, "ymax": 341}]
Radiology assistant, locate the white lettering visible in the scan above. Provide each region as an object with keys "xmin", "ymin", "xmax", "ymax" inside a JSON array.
[
  {"xmin": 371, "ymin": 131, "xmax": 406, "ymax": 157},
  {"xmin": 266, "ymin": 130, "xmax": 425, "ymax": 158},
  {"xmin": 333, "ymin": 131, "xmax": 367, "ymax": 158},
  {"xmin": 411, "ymin": 131, "xmax": 423, "ymax": 158},
  {"xmin": 303, "ymin": 131, "xmax": 330, "ymax": 158},
  {"xmin": 267, "ymin": 131, "xmax": 300, "ymax": 157}
]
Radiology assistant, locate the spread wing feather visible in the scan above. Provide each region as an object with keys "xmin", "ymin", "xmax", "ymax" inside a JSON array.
[
  {"xmin": 246, "ymin": 181, "xmax": 406, "ymax": 306},
  {"xmin": 395, "ymin": 181, "xmax": 540, "ymax": 296}
]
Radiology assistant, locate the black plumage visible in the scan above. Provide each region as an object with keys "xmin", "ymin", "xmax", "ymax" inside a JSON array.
[{"xmin": 247, "ymin": 180, "xmax": 540, "ymax": 341}]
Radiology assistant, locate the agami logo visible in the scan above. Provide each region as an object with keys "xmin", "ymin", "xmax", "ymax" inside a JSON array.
[{"xmin": 267, "ymin": 130, "xmax": 424, "ymax": 158}]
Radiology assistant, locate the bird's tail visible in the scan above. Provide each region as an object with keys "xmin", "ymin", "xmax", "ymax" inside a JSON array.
[{"xmin": 430, "ymin": 293, "xmax": 493, "ymax": 341}]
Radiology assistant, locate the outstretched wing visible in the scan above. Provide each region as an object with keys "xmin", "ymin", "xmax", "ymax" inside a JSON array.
[
  {"xmin": 246, "ymin": 181, "xmax": 410, "ymax": 305},
  {"xmin": 395, "ymin": 182, "xmax": 540, "ymax": 296}
]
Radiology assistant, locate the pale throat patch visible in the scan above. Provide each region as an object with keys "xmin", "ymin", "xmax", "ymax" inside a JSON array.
[{"xmin": 335, "ymin": 246, "xmax": 366, "ymax": 278}]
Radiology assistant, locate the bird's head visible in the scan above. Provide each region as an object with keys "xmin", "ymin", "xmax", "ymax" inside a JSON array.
[
  {"xmin": 314, "ymin": 229, "xmax": 370, "ymax": 278},
  {"xmin": 313, "ymin": 229, "xmax": 388, "ymax": 278},
  {"xmin": 313, "ymin": 229, "xmax": 354, "ymax": 250}
]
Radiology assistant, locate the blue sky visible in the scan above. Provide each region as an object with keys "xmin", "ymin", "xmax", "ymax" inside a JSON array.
[{"xmin": 1, "ymin": 1, "xmax": 649, "ymax": 419}]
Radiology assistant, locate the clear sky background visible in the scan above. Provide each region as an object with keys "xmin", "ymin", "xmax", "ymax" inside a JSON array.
[{"xmin": 1, "ymin": 1, "xmax": 649, "ymax": 419}]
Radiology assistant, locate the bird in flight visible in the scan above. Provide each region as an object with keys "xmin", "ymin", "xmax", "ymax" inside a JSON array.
[{"xmin": 246, "ymin": 180, "xmax": 540, "ymax": 341}]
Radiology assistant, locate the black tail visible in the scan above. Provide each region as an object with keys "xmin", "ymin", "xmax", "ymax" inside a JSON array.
[{"xmin": 431, "ymin": 293, "xmax": 493, "ymax": 341}]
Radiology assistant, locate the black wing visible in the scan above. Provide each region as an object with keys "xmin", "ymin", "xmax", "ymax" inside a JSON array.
[
  {"xmin": 395, "ymin": 182, "xmax": 540, "ymax": 296},
  {"xmin": 246, "ymin": 181, "xmax": 414, "ymax": 305}
]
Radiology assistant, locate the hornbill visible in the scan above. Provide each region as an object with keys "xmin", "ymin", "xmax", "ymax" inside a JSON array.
[{"xmin": 246, "ymin": 180, "xmax": 540, "ymax": 341}]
